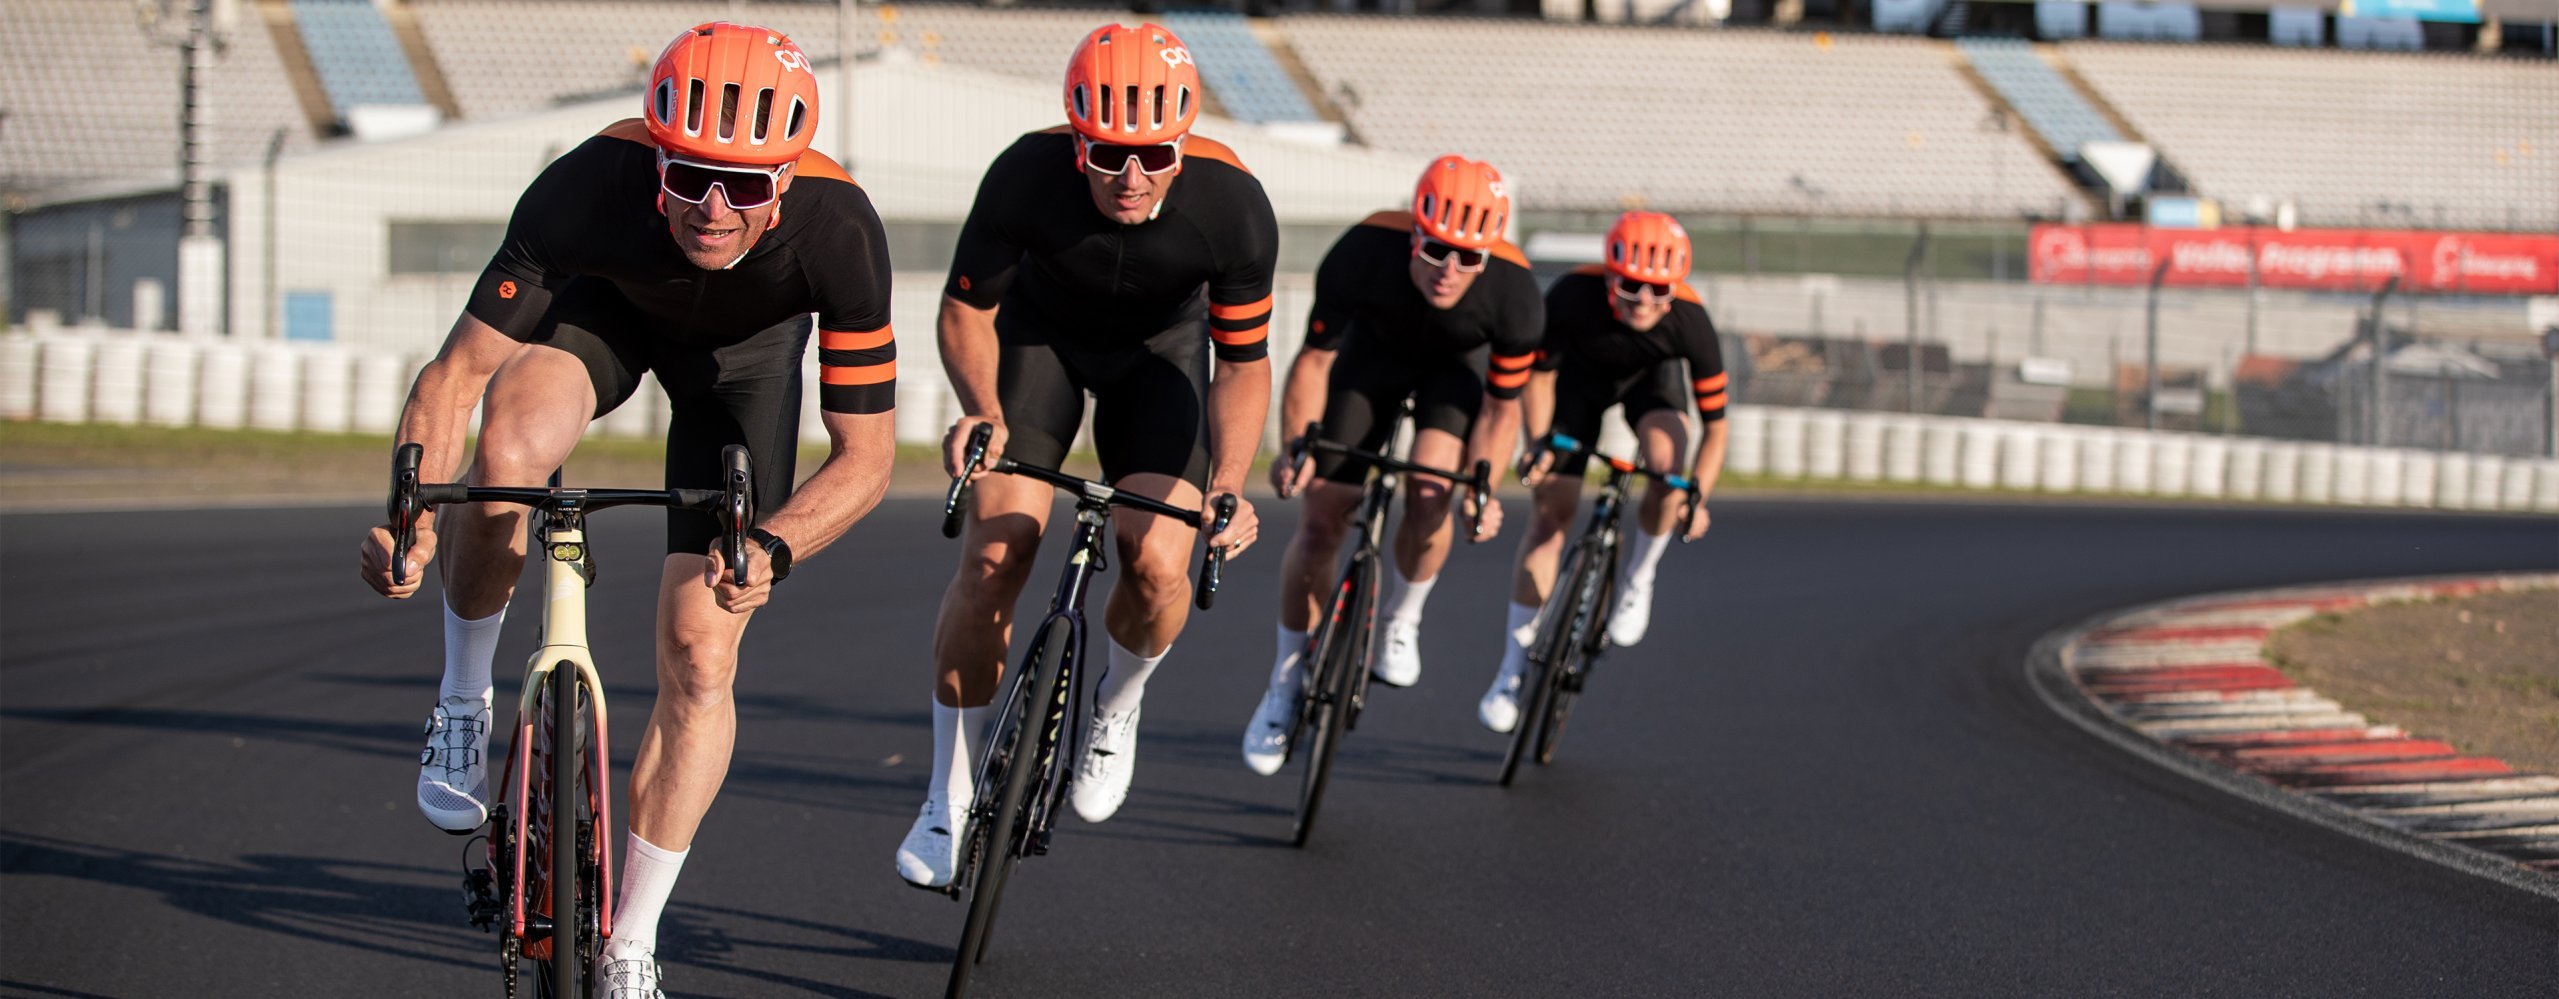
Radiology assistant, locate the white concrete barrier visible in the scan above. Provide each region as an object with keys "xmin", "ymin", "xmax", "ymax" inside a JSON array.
[
  {"xmin": 2434, "ymin": 453, "xmax": 2472, "ymax": 510},
  {"xmin": 2470, "ymin": 455, "xmax": 2506, "ymax": 512},
  {"xmin": 248, "ymin": 345, "xmax": 302, "ymax": 432},
  {"xmin": 1958, "ymin": 422, "xmax": 1999, "ymax": 490},
  {"xmin": 197, "ymin": 343, "xmax": 249, "ymax": 429},
  {"xmin": 1998, "ymin": 427, "xmax": 2039, "ymax": 491},
  {"xmin": 2225, "ymin": 440, "xmax": 2264, "ymax": 501},
  {"xmin": 2399, "ymin": 451, "xmax": 2436, "ymax": 507},
  {"xmin": 2261, "ymin": 443, "xmax": 2300, "ymax": 503},
  {"xmin": 37, "ymin": 337, "xmax": 95, "ymax": 423},
  {"xmin": 143, "ymin": 340, "xmax": 200, "ymax": 427},
  {"xmin": 1766, "ymin": 409, "xmax": 1807, "ymax": 479},
  {"xmin": 1921, "ymin": 418, "xmax": 1963, "ymax": 486},
  {"xmin": 1724, "ymin": 407, "xmax": 1767, "ymax": 476},
  {"xmin": 597, "ymin": 372, "xmax": 655, "ymax": 440},
  {"xmin": 2153, "ymin": 435, "xmax": 2193, "ymax": 497},
  {"xmin": 0, "ymin": 337, "xmax": 37, "ymax": 420},
  {"xmin": 300, "ymin": 349, "xmax": 354, "ymax": 434},
  {"xmin": 896, "ymin": 371, "xmax": 949, "ymax": 449},
  {"xmin": 2499, "ymin": 459, "xmax": 2535, "ymax": 511},
  {"xmin": 2296, "ymin": 444, "xmax": 2336, "ymax": 504},
  {"xmin": 1843, "ymin": 413, "xmax": 1886, "ymax": 482},
  {"xmin": 1804, "ymin": 411, "xmax": 1846, "ymax": 480},
  {"xmin": 2188, "ymin": 439, "xmax": 2228, "ymax": 499},
  {"xmin": 352, "ymin": 353, "xmax": 410, "ymax": 435},
  {"xmin": 89, "ymin": 337, "xmax": 147, "ymax": 426},
  {"xmin": 2076, "ymin": 427, "xmax": 2116, "ymax": 493},
  {"xmin": 2366, "ymin": 450, "xmax": 2406, "ymax": 507},
  {"xmin": 2115, "ymin": 433, "xmax": 2154, "ymax": 494},
  {"xmin": 2535, "ymin": 461, "xmax": 2559, "ymax": 512},
  {"xmin": 2037, "ymin": 429, "xmax": 2077, "ymax": 493},
  {"xmin": 2332, "ymin": 447, "xmax": 2371, "ymax": 505},
  {"xmin": 1881, "ymin": 416, "xmax": 1922, "ymax": 482}
]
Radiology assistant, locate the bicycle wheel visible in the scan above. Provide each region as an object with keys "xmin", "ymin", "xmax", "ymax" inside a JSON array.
[
  {"xmin": 1293, "ymin": 564, "xmax": 1367, "ymax": 848},
  {"xmin": 546, "ymin": 662, "xmax": 586, "ymax": 999},
  {"xmin": 1340, "ymin": 560, "xmax": 1380, "ymax": 733},
  {"xmin": 1536, "ymin": 548, "xmax": 1613, "ymax": 767},
  {"xmin": 1500, "ymin": 547, "xmax": 1580, "ymax": 787},
  {"xmin": 948, "ymin": 619, "xmax": 1070, "ymax": 998}
]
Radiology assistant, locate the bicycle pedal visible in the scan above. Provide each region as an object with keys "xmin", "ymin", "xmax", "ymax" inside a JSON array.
[{"xmin": 461, "ymin": 867, "xmax": 501, "ymax": 931}]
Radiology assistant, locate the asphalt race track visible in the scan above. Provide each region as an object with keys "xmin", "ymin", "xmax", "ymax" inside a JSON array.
[{"xmin": 4, "ymin": 497, "xmax": 2555, "ymax": 997}]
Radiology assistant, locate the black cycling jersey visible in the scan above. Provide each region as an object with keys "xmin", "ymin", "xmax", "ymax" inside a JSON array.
[
  {"xmin": 1535, "ymin": 267, "xmax": 1730, "ymax": 422},
  {"xmin": 943, "ymin": 128, "xmax": 1280, "ymax": 363},
  {"xmin": 1303, "ymin": 212, "xmax": 1543, "ymax": 399},
  {"xmin": 466, "ymin": 119, "xmax": 897, "ymax": 414}
]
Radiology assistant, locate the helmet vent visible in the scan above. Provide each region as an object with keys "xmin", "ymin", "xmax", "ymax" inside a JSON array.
[
  {"xmin": 751, "ymin": 88, "xmax": 774, "ymax": 143},
  {"xmin": 685, "ymin": 79, "xmax": 706, "ymax": 135},
  {"xmin": 1177, "ymin": 86, "xmax": 1192, "ymax": 122},
  {"xmin": 786, "ymin": 97, "xmax": 806, "ymax": 141},
  {"xmin": 1122, "ymin": 84, "xmax": 1140, "ymax": 134},
  {"xmin": 718, "ymin": 82, "xmax": 741, "ymax": 141},
  {"xmin": 653, "ymin": 80, "xmax": 675, "ymax": 125},
  {"xmin": 1072, "ymin": 84, "xmax": 1090, "ymax": 122},
  {"xmin": 1149, "ymin": 85, "xmax": 1165, "ymax": 131}
]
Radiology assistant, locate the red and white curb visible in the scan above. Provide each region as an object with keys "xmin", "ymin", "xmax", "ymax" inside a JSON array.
[{"xmin": 2029, "ymin": 573, "xmax": 2559, "ymax": 898}]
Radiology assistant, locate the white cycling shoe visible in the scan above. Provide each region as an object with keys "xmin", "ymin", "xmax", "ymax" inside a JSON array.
[
  {"xmin": 1477, "ymin": 663, "xmax": 1524, "ymax": 734},
  {"xmin": 1241, "ymin": 684, "xmax": 1297, "ymax": 776},
  {"xmin": 895, "ymin": 794, "xmax": 969, "ymax": 889},
  {"xmin": 1372, "ymin": 619, "xmax": 1422, "ymax": 687},
  {"xmin": 417, "ymin": 694, "xmax": 492, "ymax": 834},
  {"xmin": 595, "ymin": 945, "xmax": 666, "ymax": 999},
  {"xmin": 1069, "ymin": 705, "xmax": 1141, "ymax": 822},
  {"xmin": 1608, "ymin": 577, "xmax": 1655, "ymax": 646}
]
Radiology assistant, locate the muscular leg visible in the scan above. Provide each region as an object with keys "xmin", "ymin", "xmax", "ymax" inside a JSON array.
[
  {"xmin": 930, "ymin": 473, "xmax": 1055, "ymax": 707},
  {"xmin": 442, "ymin": 345, "xmax": 598, "ymax": 617},
  {"xmin": 1632, "ymin": 409, "xmax": 1693, "ymax": 536},
  {"xmin": 1509, "ymin": 476, "xmax": 1584, "ymax": 608},
  {"xmin": 627, "ymin": 557, "xmax": 755, "ymax": 852},
  {"xmin": 1101, "ymin": 472, "xmax": 1206, "ymax": 658},
  {"xmin": 1388, "ymin": 428, "xmax": 1465, "ymax": 583},
  {"xmin": 1276, "ymin": 482, "xmax": 1363, "ymax": 632}
]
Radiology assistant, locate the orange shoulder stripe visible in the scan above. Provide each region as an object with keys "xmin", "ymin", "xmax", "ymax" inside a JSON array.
[
  {"xmin": 821, "ymin": 327, "xmax": 893, "ymax": 351},
  {"xmin": 1570, "ymin": 263, "xmax": 1609, "ymax": 277},
  {"xmin": 1182, "ymin": 135, "xmax": 1250, "ymax": 175},
  {"xmin": 821, "ymin": 361, "xmax": 897, "ymax": 386},
  {"xmin": 1489, "ymin": 240, "xmax": 1530, "ymax": 270},
  {"xmin": 1675, "ymin": 281, "xmax": 1704, "ymax": 305},
  {"xmin": 793, "ymin": 149, "xmax": 854, "ymax": 185}
]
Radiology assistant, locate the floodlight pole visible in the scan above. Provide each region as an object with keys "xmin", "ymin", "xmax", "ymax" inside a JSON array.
[{"xmin": 2145, "ymin": 257, "xmax": 2170, "ymax": 431}]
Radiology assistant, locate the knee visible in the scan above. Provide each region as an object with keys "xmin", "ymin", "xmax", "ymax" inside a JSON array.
[
  {"xmin": 473, "ymin": 427, "xmax": 561, "ymax": 487},
  {"xmin": 1297, "ymin": 508, "xmax": 1350, "ymax": 552},
  {"xmin": 658, "ymin": 628, "xmax": 739, "ymax": 709},
  {"xmin": 1403, "ymin": 481, "xmax": 1453, "ymax": 524},
  {"xmin": 1114, "ymin": 535, "xmax": 1190, "ymax": 603},
  {"xmin": 952, "ymin": 528, "xmax": 1040, "ymax": 600}
]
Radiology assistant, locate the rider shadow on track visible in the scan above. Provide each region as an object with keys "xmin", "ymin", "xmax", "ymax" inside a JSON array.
[
  {"xmin": 652, "ymin": 900, "xmax": 947, "ymax": 999},
  {"xmin": 1064, "ymin": 718, "xmax": 1499, "ymax": 850},
  {"xmin": 0, "ymin": 831, "xmax": 477, "ymax": 971}
]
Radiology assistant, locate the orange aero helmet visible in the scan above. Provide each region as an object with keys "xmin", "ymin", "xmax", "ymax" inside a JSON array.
[
  {"xmin": 646, "ymin": 22, "xmax": 820, "ymax": 165},
  {"xmin": 1412, "ymin": 155, "xmax": 1510, "ymax": 250},
  {"xmin": 1063, "ymin": 23, "xmax": 1200, "ymax": 145},
  {"xmin": 1605, "ymin": 211, "xmax": 1692, "ymax": 285}
]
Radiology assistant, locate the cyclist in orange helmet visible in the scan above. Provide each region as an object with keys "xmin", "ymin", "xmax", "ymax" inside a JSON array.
[
  {"xmin": 357, "ymin": 22, "xmax": 896, "ymax": 996},
  {"xmin": 1476, "ymin": 211, "xmax": 1730, "ymax": 733},
  {"xmin": 897, "ymin": 23, "xmax": 1276, "ymax": 889},
  {"xmin": 1240, "ymin": 155, "xmax": 1543, "ymax": 775}
]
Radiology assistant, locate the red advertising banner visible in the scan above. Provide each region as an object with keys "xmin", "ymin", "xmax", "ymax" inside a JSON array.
[{"xmin": 2028, "ymin": 224, "xmax": 2559, "ymax": 295}]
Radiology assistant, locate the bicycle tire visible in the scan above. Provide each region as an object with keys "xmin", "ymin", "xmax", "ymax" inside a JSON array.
[
  {"xmin": 547, "ymin": 662, "xmax": 583, "ymax": 999},
  {"xmin": 1340, "ymin": 560, "xmax": 1380, "ymax": 733},
  {"xmin": 947, "ymin": 619, "xmax": 1070, "ymax": 998},
  {"xmin": 1500, "ymin": 547, "xmax": 1581, "ymax": 786},
  {"xmin": 1292, "ymin": 567, "xmax": 1364, "ymax": 848},
  {"xmin": 1536, "ymin": 549, "xmax": 1611, "ymax": 766}
]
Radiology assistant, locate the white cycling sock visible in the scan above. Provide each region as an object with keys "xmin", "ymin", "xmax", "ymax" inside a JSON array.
[
  {"xmin": 1381, "ymin": 567, "xmax": 1437, "ymax": 627},
  {"xmin": 929, "ymin": 699, "xmax": 988, "ymax": 807},
  {"xmin": 1094, "ymin": 638, "xmax": 1166, "ymax": 718},
  {"xmin": 441, "ymin": 600, "xmax": 505, "ymax": 702},
  {"xmin": 606, "ymin": 833, "xmax": 687, "ymax": 958},
  {"xmin": 1497, "ymin": 601, "xmax": 1540, "ymax": 679},
  {"xmin": 1269, "ymin": 623, "xmax": 1310, "ymax": 692},
  {"xmin": 1622, "ymin": 526, "xmax": 1671, "ymax": 589}
]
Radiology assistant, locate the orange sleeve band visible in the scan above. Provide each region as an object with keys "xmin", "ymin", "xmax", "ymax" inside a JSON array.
[
  {"xmin": 1488, "ymin": 368, "xmax": 1532, "ymax": 390},
  {"xmin": 821, "ymin": 361, "xmax": 897, "ymax": 386},
  {"xmin": 1695, "ymin": 390, "xmax": 1729, "ymax": 411},
  {"xmin": 1210, "ymin": 296, "xmax": 1273, "ymax": 321},
  {"xmin": 1693, "ymin": 372, "xmax": 1729, "ymax": 393},
  {"xmin": 1210, "ymin": 325, "xmax": 1268, "ymax": 346},
  {"xmin": 821, "ymin": 327, "xmax": 894, "ymax": 351},
  {"xmin": 1490, "ymin": 353, "xmax": 1536, "ymax": 373}
]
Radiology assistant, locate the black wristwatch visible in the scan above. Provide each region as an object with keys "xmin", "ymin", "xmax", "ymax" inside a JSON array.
[{"xmin": 747, "ymin": 528, "xmax": 792, "ymax": 582}]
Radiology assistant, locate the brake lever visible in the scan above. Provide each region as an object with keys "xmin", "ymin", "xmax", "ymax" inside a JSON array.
[
  {"xmin": 943, "ymin": 423, "xmax": 993, "ymax": 539},
  {"xmin": 1194, "ymin": 494, "xmax": 1239, "ymax": 611},
  {"xmin": 390, "ymin": 442, "xmax": 424, "ymax": 587},
  {"xmin": 1465, "ymin": 459, "xmax": 1492, "ymax": 541},
  {"xmin": 721, "ymin": 444, "xmax": 753, "ymax": 586}
]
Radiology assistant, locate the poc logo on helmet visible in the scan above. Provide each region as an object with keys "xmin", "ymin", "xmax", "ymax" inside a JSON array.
[
  {"xmin": 773, "ymin": 47, "xmax": 811, "ymax": 74},
  {"xmin": 1159, "ymin": 46, "xmax": 1193, "ymax": 68}
]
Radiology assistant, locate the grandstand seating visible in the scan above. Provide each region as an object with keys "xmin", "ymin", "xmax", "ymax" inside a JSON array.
[
  {"xmin": 2062, "ymin": 41, "xmax": 2559, "ymax": 231},
  {"xmin": 0, "ymin": 0, "xmax": 318, "ymax": 199},
  {"xmin": 290, "ymin": 0, "xmax": 430, "ymax": 118},
  {"xmin": 1283, "ymin": 16, "xmax": 2086, "ymax": 219},
  {"xmin": 1157, "ymin": 10, "xmax": 1323, "ymax": 125},
  {"xmin": 1956, "ymin": 37, "xmax": 2120, "ymax": 159}
]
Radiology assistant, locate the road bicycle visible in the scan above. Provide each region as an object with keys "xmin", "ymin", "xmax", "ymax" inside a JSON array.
[
  {"xmin": 390, "ymin": 442, "xmax": 755, "ymax": 998},
  {"xmin": 1281, "ymin": 417, "xmax": 1488, "ymax": 847},
  {"xmin": 1499, "ymin": 432, "xmax": 1693, "ymax": 787},
  {"xmin": 935, "ymin": 424, "xmax": 1234, "ymax": 998}
]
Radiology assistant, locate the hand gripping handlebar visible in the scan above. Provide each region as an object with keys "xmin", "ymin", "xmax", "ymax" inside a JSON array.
[{"xmin": 1540, "ymin": 432, "xmax": 1702, "ymax": 543}]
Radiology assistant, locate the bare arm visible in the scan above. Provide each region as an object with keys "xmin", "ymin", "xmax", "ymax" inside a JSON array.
[
  {"xmin": 1688, "ymin": 417, "xmax": 1730, "ymax": 500},
  {"xmin": 360, "ymin": 313, "xmax": 525, "ymax": 597},
  {"xmin": 1515, "ymin": 369, "xmax": 1561, "ymax": 487},
  {"xmin": 704, "ymin": 408, "xmax": 895, "ymax": 611},
  {"xmin": 1204, "ymin": 355, "xmax": 1272, "ymax": 554},
  {"xmin": 937, "ymin": 294, "xmax": 1006, "ymax": 478},
  {"xmin": 1269, "ymin": 345, "xmax": 1335, "ymax": 496}
]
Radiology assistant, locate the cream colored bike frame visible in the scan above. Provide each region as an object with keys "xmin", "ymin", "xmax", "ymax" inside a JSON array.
[{"xmin": 506, "ymin": 518, "xmax": 616, "ymax": 943}]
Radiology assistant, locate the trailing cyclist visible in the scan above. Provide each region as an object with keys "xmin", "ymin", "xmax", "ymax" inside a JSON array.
[
  {"xmin": 356, "ymin": 22, "xmax": 897, "ymax": 997},
  {"xmin": 1241, "ymin": 156, "xmax": 1541, "ymax": 776},
  {"xmin": 899, "ymin": 22, "xmax": 1274, "ymax": 890},
  {"xmin": 1477, "ymin": 211, "xmax": 1728, "ymax": 733}
]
